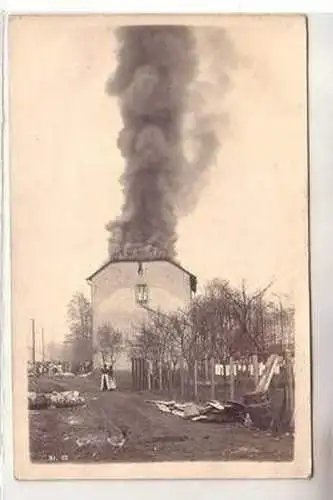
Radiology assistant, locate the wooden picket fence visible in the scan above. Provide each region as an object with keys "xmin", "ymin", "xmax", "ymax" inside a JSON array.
[
  {"xmin": 131, "ymin": 358, "xmax": 148, "ymax": 391},
  {"xmin": 131, "ymin": 355, "xmax": 283, "ymax": 398},
  {"xmin": 131, "ymin": 357, "xmax": 185, "ymax": 392}
]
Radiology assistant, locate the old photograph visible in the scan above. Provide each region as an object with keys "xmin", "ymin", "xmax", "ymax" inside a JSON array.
[{"xmin": 9, "ymin": 14, "xmax": 311, "ymax": 479}]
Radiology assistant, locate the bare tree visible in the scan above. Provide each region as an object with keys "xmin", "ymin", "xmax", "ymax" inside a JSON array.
[
  {"xmin": 166, "ymin": 307, "xmax": 202, "ymax": 372},
  {"xmin": 198, "ymin": 280, "xmax": 236, "ymax": 359},
  {"xmin": 96, "ymin": 323, "xmax": 123, "ymax": 366},
  {"xmin": 219, "ymin": 280, "xmax": 273, "ymax": 357},
  {"xmin": 129, "ymin": 278, "xmax": 294, "ymax": 380},
  {"xmin": 128, "ymin": 320, "xmax": 154, "ymax": 360},
  {"xmin": 65, "ymin": 292, "xmax": 93, "ymax": 365},
  {"xmin": 262, "ymin": 298, "xmax": 295, "ymax": 354},
  {"xmin": 67, "ymin": 292, "xmax": 92, "ymax": 339}
]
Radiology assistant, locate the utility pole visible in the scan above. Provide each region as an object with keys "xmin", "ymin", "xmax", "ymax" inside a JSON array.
[
  {"xmin": 31, "ymin": 319, "xmax": 36, "ymax": 367},
  {"xmin": 41, "ymin": 327, "xmax": 45, "ymax": 363}
]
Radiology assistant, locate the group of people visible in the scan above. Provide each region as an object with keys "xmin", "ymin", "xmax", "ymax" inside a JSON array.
[
  {"xmin": 28, "ymin": 360, "xmax": 94, "ymax": 377},
  {"xmin": 28, "ymin": 360, "xmax": 65, "ymax": 377},
  {"xmin": 100, "ymin": 363, "xmax": 117, "ymax": 391},
  {"xmin": 29, "ymin": 358, "xmax": 117, "ymax": 391}
]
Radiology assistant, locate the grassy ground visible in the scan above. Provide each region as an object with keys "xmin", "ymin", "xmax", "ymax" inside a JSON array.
[{"xmin": 28, "ymin": 373, "xmax": 293, "ymax": 464}]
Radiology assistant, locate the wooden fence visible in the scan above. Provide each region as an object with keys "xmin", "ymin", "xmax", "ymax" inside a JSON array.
[{"xmin": 132, "ymin": 354, "xmax": 292, "ymax": 398}]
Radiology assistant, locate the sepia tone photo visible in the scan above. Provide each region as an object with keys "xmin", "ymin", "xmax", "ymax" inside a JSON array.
[{"xmin": 9, "ymin": 14, "xmax": 311, "ymax": 479}]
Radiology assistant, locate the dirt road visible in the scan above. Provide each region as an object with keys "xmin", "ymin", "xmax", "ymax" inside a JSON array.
[{"xmin": 29, "ymin": 375, "xmax": 293, "ymax": 463}]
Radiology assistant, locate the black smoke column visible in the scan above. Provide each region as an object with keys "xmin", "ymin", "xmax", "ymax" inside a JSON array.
[{"xmin": 106, "ymin": 26, "xmax": 197, "ymax": 261}]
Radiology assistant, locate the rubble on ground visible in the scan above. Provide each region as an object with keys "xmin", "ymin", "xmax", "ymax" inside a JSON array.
[
  {"xmin": 28, "ymin": 390, "xmax": 85, "ymax": 410},
  {"xmin": 146, "ymin": 399, "xmax": 247, "ymax": 424},
  {"xmin": 146, "ymin": 392, "xmax": 286, "ymax": 432}
]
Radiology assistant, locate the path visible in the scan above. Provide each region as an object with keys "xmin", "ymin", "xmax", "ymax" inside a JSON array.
[{"xmin": 29, "ymin": 377, "xmax": 293, "ymax": 463}]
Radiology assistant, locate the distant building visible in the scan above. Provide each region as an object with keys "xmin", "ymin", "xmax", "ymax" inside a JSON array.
[{"xmin": 87, "ymin": 259, "xmax": 197, "ymax": 370}]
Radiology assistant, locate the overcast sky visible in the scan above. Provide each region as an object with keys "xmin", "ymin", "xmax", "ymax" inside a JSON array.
[{"xmin": 9, "ymin": 15, "xmax": 308, "ymax": 351}]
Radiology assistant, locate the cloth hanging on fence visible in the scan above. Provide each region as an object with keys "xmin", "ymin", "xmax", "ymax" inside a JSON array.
[{"xmin": 215, "ymin": 364, "xmax": 223, "ymax": 376}]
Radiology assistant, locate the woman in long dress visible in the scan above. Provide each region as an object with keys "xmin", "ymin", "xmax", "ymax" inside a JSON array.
[
  {"xmin": 108, "ymin": 364, "xmax": 116, "ymax": 390},
  {"xmin": 100, "ymin": 363, "xmax": 110, "ymax": 391}
]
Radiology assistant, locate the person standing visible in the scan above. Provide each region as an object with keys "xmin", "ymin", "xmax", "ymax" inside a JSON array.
[
  {"xmin": 100, "ymin": 363, "xmax": 110, "ymax": 391},
  {"xmin": 108, "ymin": 364, "xmax": 117, "ymax": 390}
]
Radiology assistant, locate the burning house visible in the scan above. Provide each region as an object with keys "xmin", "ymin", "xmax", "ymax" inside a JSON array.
[
  {"xmin": 87, "ymin": 26, "xmax": 220, "ymax": 370},
  {"xmin": 87, "ymin": 259, "xmax": 197, "ymax": 370}
]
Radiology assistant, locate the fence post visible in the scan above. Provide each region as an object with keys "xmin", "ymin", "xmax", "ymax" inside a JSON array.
[
  {"xmin": 285, "ymin": 352, "xmax": 295, "ymax": 427},
  {"xmin": 158, "ymin": 359, "xmax": 163, "ymax": 391},
  {"xmin": 147, "ymin": 360, "xmax": 152, "ymax": 391},
  {"xmin": 135, "ymin": 358, "xmax": 139, "ymax": 390},
  {"xmin": 210, "ymin": 357, "xmax": 216, "ymax": 400},
  {"xmin": 194, "ymin": 360, "xmax": 198, "ymax": 401},
  {"xmin": 223, "ymin": 360, "xmax": 227, "ymax": 385},
  {"xmin": 180, "ymin": 357, "xmax": 185, "ymax": 399},
  {"xmin": 229, "ymin": 356, "xmax": 235, "ymax": 400},
  {"xmin": 131, "ymin": 358, "xmax": 135, "ymax": 390},
  {"xmin": 204, "ymin": 356, "xmax": 209, "ymax": 383},
  {"xmin": 138, "ymin": 358, "xmax": 142, "ymax": 390},
  {"xmin": 142, "ymin": 359, "xmax": 146, "ymax": 390},
  {"xmin": 134, "ymin": 358, "xmax": 138, "ymax": 390},
  {"xmin": 168, "ymin": 363, "xmax": 173, "ymax": 394},
  {"xmin": 252, "ymin": 354, "xmax": 259, "ymax": 389}
]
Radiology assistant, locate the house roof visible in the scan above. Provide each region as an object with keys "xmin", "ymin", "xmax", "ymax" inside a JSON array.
[{"xmin": 86, "ymin": 257, "xmax": 197, "ymax": 292}]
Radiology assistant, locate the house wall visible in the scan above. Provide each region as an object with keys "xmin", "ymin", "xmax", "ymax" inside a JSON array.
[{"xmin": 89, "ymin": 260, "xmax": 193, "ymax": 370}]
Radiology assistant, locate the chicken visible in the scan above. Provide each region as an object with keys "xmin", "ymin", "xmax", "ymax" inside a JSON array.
[{"xmin": 106, "ymin": 428, "xmax": 129, "ymax": 448}]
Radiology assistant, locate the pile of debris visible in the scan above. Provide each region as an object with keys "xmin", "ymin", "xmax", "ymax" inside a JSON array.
[
  {"xmin": 146, "ymin": 399, "xmax": 247, "ymax": 424},
  {"xmin": 28, "ymin": 390, "xmax": 85, "ymax": 410},
  {"xmin": 147, "ymin": 393, "xmax": 286, "ymax": 432}
]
